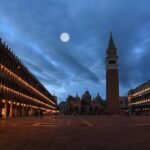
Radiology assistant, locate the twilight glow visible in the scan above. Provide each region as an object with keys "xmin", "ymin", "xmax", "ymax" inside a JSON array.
[{"xmin": 0, "ymin": 0, "xmax": 150, "ymax": 102}]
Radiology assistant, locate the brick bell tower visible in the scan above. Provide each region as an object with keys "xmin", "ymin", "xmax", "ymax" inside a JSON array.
[{"xmin": 106, "ymin": 32, "xmax": 120, "ymax": 114}]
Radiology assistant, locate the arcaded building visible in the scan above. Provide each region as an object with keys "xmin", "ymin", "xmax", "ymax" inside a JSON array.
[
  {"xmin": 128, "ymin": 80, "xmax": 150, "ymax": 113},
  {"xmin": 0, "ymin": 39, "xmax": 57, "ymax": 118}
]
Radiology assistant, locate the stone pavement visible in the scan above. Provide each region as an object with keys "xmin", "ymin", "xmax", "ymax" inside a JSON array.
[{"xmin": 0, "ymin": 115, "xmax": 150, "ymax": 150}]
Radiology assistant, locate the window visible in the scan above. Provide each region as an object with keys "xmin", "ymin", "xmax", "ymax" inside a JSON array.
[{"xmin": 109, "ymin": 60, "xmax": 116, "ymax": 64}]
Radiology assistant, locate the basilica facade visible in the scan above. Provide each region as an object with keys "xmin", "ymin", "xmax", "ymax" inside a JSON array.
[{"xmin": 65, "ymin": 90, "xmax": 104, "ymax": 115}]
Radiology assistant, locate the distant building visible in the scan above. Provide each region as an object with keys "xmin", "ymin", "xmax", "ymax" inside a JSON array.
[
  {"xmin": 73, "ymin": 94, "xmax": 81, "ymax": 114},
  {"xmin": 128, "ymin": 80, "xmax": 150, "ymax": 114},
  {"xmin": 65, "ymin": 90, "xmax": 104, "ymax": 115},
  {"xmin": 91, "ymin": 93, "xmax": 104, "ymax": 115},
  {"xmin": 64, "ymin": 95, "xmax": 81, "ymax": 115},
  {"xmin": 120, "ymin": 96, "xmax": 128, "ymax": 112},
  {"xmin": 58, "ymin": 101, "xmax": 66, "ymax": 114},
  {"xmin": 106, "ymin": 32, "xmax": 120, "ymax": 114},
  {"xmin": 81, "ymin": 90, "xmax": 91, "ymax": 115}
]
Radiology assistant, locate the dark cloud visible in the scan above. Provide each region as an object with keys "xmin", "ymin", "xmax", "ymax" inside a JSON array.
[{"xmin": 0, "ymin": 0, "xmax": 150, "ymax": 102}]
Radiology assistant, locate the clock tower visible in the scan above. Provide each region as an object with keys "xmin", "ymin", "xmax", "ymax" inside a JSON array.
[{"xmin": 106, "ymin": 32, "xmax": 120, "ymax": 114}]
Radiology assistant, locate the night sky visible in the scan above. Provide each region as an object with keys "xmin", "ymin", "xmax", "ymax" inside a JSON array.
[{"xmin": 0, "ymin": 0, "xmax": 150, "ymax": 103}]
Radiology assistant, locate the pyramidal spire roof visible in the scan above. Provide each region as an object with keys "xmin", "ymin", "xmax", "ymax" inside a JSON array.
[{"xmin": 108, "ymin": 32, "xmax": 116, "ymax": 49}]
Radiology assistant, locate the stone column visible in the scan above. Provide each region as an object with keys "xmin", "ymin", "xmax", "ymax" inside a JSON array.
[
  {"xmin": 30, "ymin": 108, "xmax": 34, "ymax": 116},
  {"xmin": 28, "ymin": 107, "xmax": 30, "ymax": 116},
  {"xmin": 3, "ymin": 100, "xmax": 7, "ymax": 118},
  {"xmin": 0, "ymin": 99, "xmax": 2, "ymax": 118},
  {"xmin": 12, "ymin": 104, "xmax": 15, "ymax": 117},
  {"xmin": 9, "ymin": 101, "xmax": 13, "ymax": 117}
]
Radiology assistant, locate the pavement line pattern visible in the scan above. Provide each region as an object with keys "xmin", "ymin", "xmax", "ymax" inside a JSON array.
[
  {"xmin": 32, "ymin": 122, "xmax": 65, "ymax": 127},
  {"xmin": 32, "ymin": 123, "xmax": 41, "ymax": 126},
  {"xmin": 83, "ymin": 120, "xmax": 94, "ymax": 127},
  {"xmin": 93, "ymin": 124, "xmax": 150, "ymax": 127},
  {"xmin": 33, "ymin": 124, "xmax": 61, "ymax": 127}
]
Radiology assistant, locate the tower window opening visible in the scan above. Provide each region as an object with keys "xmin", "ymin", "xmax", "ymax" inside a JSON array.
[{"xmin": 109, "ymin": 60, "xmax": 116, "ymax": 64}]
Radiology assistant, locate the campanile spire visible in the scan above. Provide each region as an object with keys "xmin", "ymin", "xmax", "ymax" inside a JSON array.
[
  {"xmin": 105, "ymin": 32, "xmax": 120, "ymax": 114},
  {"xmin": 108, "ymin": 32, "xmax": 116, "ymax": 49}
]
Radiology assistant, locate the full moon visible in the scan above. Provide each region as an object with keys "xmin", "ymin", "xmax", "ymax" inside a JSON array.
[{"xmin": 60, "ymin": 32, "xmax": 70, "ymax": 42}]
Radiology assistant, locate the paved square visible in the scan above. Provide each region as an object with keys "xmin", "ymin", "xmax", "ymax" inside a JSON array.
[{"xmin": 0, "ymin": 115, "xmax": 150, "ymax": 150}]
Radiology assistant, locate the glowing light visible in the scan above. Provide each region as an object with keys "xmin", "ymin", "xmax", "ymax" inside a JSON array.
[
  {"xmin": 0, "ymin": 64, "xmax": 55, "ymax": 105},
  {"xmin": 0, "ymin": 63, "xmax": 57, "ymax": 112},
  {"xmin": 1, "ymin": 85, "xmax": 56, "ymax": 109},
  {"xmin": 60, "ymin": 32, "xmax": 70, "ymax": 42}
]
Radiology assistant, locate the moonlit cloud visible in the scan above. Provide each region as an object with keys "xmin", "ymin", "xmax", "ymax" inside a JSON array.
[{"xmin": 0, "ymin": 0, "xmax": 150, "ymax": 103}]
